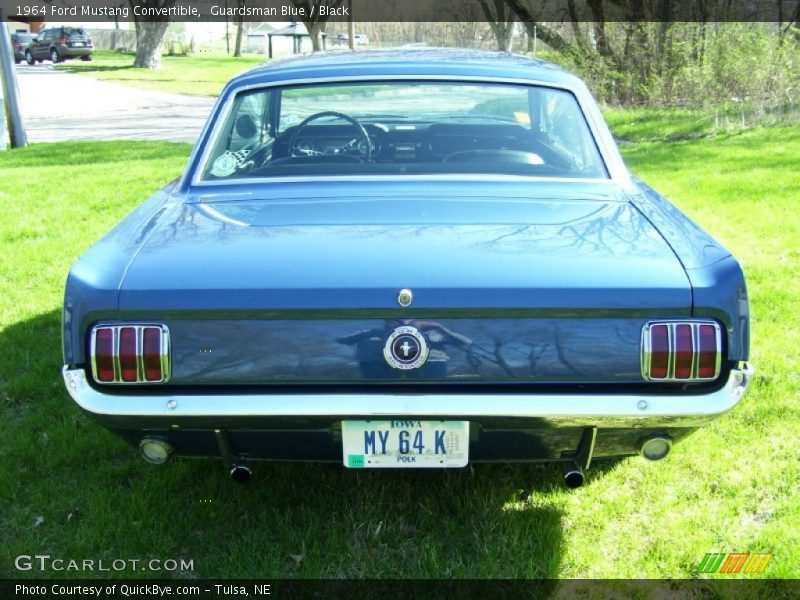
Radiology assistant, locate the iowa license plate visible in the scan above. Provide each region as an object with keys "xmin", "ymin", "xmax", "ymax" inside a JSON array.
[{"xmin": 342, "ymin": 420, "xmax": 469, "ymax": 468}]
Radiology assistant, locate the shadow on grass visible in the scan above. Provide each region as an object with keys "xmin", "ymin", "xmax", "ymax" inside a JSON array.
[
  {"xmin": 621, "ymin": 128, "xmax": 800, "ymax": 174},
  {"xmin": 0, "ymin": 309, "xmax": 63, "ymax": 408},
  {"xmin": 59, "ymin": 65, "xmax": 137, "ymax": 74},
  {"xmin": 0, "ymin": 310, "xmax": 583, "ymax": 580}
]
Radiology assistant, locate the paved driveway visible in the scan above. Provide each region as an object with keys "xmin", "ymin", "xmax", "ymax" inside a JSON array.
[{"xmin": 13, "ymin": 64, "xmax": 216, "ymax": 145}]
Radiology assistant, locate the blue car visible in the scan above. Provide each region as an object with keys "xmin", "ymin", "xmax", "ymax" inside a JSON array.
[{"xmin": 62, "ymin": 49, "xmax": 752, "ymax": 487}]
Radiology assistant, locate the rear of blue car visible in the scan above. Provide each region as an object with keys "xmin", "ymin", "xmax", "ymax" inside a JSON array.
[{"xmin": 60, "ymin": 50, "xmax": 752, "ymax": 485}]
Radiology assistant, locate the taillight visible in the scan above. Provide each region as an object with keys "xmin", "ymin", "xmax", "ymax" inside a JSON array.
[
  {"xmin": 696, "ymin": 324, "xmax": 719, "ymax": 378},
  {"xmin": 91, "ymin": 325, "xmax": 170, "ymax": 384},
  {"xmin": 94, "ymin": 328, "xmax": 115, "ymax": 382},
  {"xmin": 15, "ymin": 42, "xmax": 21, "ymax": 50},
  {"xmin": 641, "ymin": 321, "xmax": 721, "ymax": 381},
  {"xmin": 648, "ymin": 324, "xmax": 670, "ymax": 379},
  {"xmin": 60, "ymin": 37, "xmax": 67, "ymax": 45},
  {"xmin": 118, "ymin": 327, "xmax": 138, "ymax": 382},
  {"xmin": 673, "ymin": 324, "xmax": 693, "ymax": 379},
  {"xmin": 142, "ymin": 327, "xmax": 164, "ymax": 382}
]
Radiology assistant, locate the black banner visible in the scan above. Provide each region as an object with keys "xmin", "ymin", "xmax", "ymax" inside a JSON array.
[
  {"xmin": 3, "ymin": 579, "xmax": 800, "ymax": 600},
  {"xmin": 2, "ymin": 0, "xmax": 800, "ymax": 23}
]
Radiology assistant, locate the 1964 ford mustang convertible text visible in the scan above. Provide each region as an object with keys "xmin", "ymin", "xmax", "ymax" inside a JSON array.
[{"xmin": 62, "ymin": 49, "xmax": 752, "ymax": 487}]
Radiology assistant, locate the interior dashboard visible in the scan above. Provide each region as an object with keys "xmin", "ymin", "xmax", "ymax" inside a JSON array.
[{"xmin": 276, "ymin": 121, "xmax": 536, "ymax": 163}]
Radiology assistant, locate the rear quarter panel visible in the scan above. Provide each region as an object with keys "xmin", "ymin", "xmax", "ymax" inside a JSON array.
[
  {"xmin": 62, "ymin": 182, "xmax": 181, "ymax": 366},
  {"xmin": 627, "ymin": 178, "xmax": 750, "ymax": 361}
]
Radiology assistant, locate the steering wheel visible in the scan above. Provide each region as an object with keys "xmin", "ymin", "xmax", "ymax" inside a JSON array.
[{"xmin": 289, "ymin": 111, "xmax": 372, "ymax": 161}]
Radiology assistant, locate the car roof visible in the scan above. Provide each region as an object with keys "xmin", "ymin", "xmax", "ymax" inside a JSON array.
[{"xmin": 229, "ymin": 48, "xmax": 582, "ymax": 90}]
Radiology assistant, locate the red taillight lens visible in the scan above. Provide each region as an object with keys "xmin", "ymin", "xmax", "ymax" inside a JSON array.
[
  {"xmin": 697, "ymin": 324, "xmax": 719, "ymax": 378},
  {"xmin": 648, "ymin": 324, "xmax": 670, "ymax": 379},
  {"xmin": 142, "ymin": 327, "xmax": 163, "ymax": 381},
  {"xmin": 119, "ymin": 327, "xmax": 138, "ymax": 382},
  {"xmin": 91, "ymin": 325, "xmax": 169, "ymax": 384},
  {"xmin": 15, "ymin": 43, "xmax": 21, "ymax": 50},
  {"xmin": 60, "ymin": 37, "xmax": 67, "ymax": 45},
  {"xmin": 643, "ymin": 321, "xmax": 721, "ymax": 381},
  {"xmin": 94, "ymin": 328, "xmax": 115, "ymax": 382},
  {"xmin": 673, "ymin": 324, "xmax": 693, "ymax": 379}
]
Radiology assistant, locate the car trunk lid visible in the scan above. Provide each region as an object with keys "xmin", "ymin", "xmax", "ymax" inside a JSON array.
[{"xmin": 115, "ymin": 182, "xmax": 691, "ymax": 385}]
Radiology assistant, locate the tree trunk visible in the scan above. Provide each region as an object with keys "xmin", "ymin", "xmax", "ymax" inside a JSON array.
[
  {"xmin": 234, "ymin": 18, "xmax": 244, "ymax": 57},
  {"xmin": 503, "ymin": 0, "xmax": 570, "ymax": 52},
  {"xmin": 307, "ymin": 22, "xmax": 322, "ymax": 51},
  {"xmin": 133, "ymin": 21, "xmax": 170, "ymax": 69},
  {"xmin": 129, "ymin": 1, "xmax": 173, "ymax": 69},
  {"xmin": 657, "ymin": 0, "xmax": 672, "ymax": 60},
  {"xmin": 586, "ymin": 0, "xmax": 612, "ymax": 58},
  {"xmin": 479, "ymin": 0, "xmax": 515, "ymax": 52},
  {"xmin": 786, "ymin": 1, "xmax": 800, "ymax": 36},
  {"xmin": 347, "ymin": 1, "xmax": 355, "ymax": 51},
  {"xmin": 523, "ymin": 22, "xmax": 534, "ymax": 52},
  {"xmin": 292, "ymin": 1, "xmax": 345, "ymax": 51},
  {"xmin": 499, "ymin": 25, "xmax": 514, "ymax": 52}
]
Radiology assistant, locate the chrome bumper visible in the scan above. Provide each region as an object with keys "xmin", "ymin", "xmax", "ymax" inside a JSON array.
[{"xmin": 63, "ymin": 364, "xmax": 753, "ymax": 428}]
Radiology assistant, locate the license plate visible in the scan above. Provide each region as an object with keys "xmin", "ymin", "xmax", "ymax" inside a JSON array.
[
  {"xmin": 342, "ymin": 420, "xmax": 469, "ymax": 468},
  {"xmin": 73, "ymin": 42, "xmax": 83, "ymax": 47}
]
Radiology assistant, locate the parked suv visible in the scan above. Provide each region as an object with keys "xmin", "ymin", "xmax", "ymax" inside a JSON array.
[
  {"xmin": 25, "ymin": 27, "xmax": 93, "ymax": 64},
  {"xmin": 10, "ymin": 32, "xmax": 36, "ymax": 64}
]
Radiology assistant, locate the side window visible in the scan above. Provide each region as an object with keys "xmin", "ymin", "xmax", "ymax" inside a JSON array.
[
  {"xmin": 536, "ymin": 88, "xmax": 604, "ymax": 174},
  {"xmin": 203, "ymin": 90, "xmax": 274, "ymax": 179},
  {"xmin": 228, "ymin": 93, "xmax": 269, "ymax": 152}
]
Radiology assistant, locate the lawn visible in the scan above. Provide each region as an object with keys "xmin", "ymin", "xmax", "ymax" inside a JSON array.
[
  {"xmin": 604, "ymin": 105, "xmax": 800, "ymax": 143},
  {"xmin": 56, "ymin": 51, "xmax": 267, "ymax": 97},
  {"xmin": 0, "ymin": 128, "xmax": 798, "ymax": 582}
]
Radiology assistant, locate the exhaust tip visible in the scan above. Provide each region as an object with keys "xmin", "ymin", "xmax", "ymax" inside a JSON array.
[
  {"xmin": 564, "ymin": 468, "xmax": 585, "ymax": 489},
  {"xmin": 561, "ymin": 457, "xmax": 585, "ymax": 489},
  {"xmin": 230, "ymin": 464, "xmax": 251, "ymax": 485},
  {"xmin": 139, "ymin": 437, "xmax": 172, "ymax": 465},
  {"xmin": 640, "ymin": 436, "xmax": 672, "ymax": 461}
]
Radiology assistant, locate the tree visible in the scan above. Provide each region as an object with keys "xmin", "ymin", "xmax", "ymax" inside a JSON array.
[
  {"xmin": 502, "ymin": 0, "xmax": 570, "ymax": 52},
  {"xmin": 786, "ymin": 1, "xmax": 800, "ymax": 37},
  {"xmin": 233, "ymin": 0, "xmax": 247, "ymax": 57},
  {"xmin": 290, "ymin": 0, "xmax": 346, "ymax": 51},
  {"xmin": 478, "ymin": 0, "xmax": 516, "ymax": 52},
  {"xmin": 128, "ymin": 0, "xmax": 174, "ymax": 69}
]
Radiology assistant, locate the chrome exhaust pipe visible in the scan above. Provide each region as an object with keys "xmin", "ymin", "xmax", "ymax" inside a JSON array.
[
  {"xmin": 562, "ymin": 461, "xmax": 585, "ymax": 489},
  {"xmin": 139, "ymin": 437, "xmax": 173, "ymax": 465},
  {"xmin": 230, "ymin": 464, "xmax": 251, "ymax": 485},
  {"xmin": 215, "ymin": 429, "xmax": 251, "ymax": 484},
  {"xmin": 640, "ymin": 436, "xmax": 672, "ymax": 461}
]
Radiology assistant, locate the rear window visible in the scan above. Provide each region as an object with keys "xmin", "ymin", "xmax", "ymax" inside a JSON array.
[{"xmin": 200, "ymin": 80, "xmax": 608, "ymax": 181}]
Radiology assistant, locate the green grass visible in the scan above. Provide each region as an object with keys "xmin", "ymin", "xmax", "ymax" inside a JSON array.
[
  {"xmin": 56, "ymin": 51, "xmax": 267, "ymax": 96},
  {"xmin": 604, "ymin": 105, "xmax": 800, "ymax": 143},
  {"xmin": 1, "ymin": 129, "xmax": 799, "ymax": 581}
]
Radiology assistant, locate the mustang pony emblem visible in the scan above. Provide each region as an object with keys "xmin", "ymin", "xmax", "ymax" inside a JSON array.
[{"xmin": 383, "ymin": 326, "xmax": 429, "ymax": 370}]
